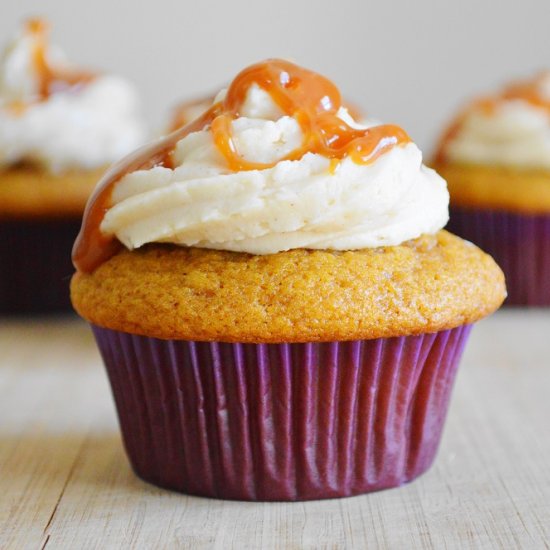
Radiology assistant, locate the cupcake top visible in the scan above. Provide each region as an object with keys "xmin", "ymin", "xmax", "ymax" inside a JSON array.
[
  {"xmin": 436, "ymin": 71, "xmax": 550, "ymax": 169},
  {"xmin": 74, "ymin": 59, "xmax": 449, "ymax": 272},
  {"xmin": 0, "ymin": 19, "xmax": 146, "ymax": 173},
  {"xmin": 72, "ymin": 59, "xmax": 505, "ymax": 341},
  {"xmin": 72, "ymin": 231, "xmax": 504, "ymax": 342}
]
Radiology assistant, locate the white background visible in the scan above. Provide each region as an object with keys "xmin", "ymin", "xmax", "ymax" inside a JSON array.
[{"xmin": 2, "ymin": 0, "xmax": 549, "ymax": 151}]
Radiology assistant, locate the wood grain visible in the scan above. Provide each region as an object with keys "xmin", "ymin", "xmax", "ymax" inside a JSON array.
[{"xmin": 0, "ymin": 312, "xmax": 549, "ymax": 549}]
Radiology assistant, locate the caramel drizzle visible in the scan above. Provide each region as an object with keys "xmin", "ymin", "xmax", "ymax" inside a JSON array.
[
  {"xmin": 72, "ymin": 109, "xmax": 218, "ymax": 273},
  {"xmin": 7, "ymin": 18, "xmax": 94, "ymax": 110},
  {"xmin": 435, "ymin": 72, "xmax": 550, "ymax": 164},
  {"xmin": 170, "ymin": 93, "xmax": 365, "ymax": 132},
  {"xmin": 499, "ymin": 72, "xmax": 550, "ymax": 114},
  {"xmin": 73, "ymin": 59, "xmax": 410, "ymax": 273}
]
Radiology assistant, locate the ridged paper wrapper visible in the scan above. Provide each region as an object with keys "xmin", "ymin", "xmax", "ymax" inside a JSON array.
[
  {"xmin": 447, "ymin": 207, "xmax": 550, "ymax": 306},
  {"xmin": 92, "ymin": 324, "xmax": 471, "ymax": 501},
  {"xmin": 0, "ymin": 218, "xmax": 81, "ymax": 314}
]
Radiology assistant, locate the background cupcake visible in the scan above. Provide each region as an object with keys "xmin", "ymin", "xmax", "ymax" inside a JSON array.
[
  {"xmin": 168, "ymin": 93, "xmax": 217, "ymax": 131},
  {"xmin": 433, "ymin": 72, "xmax": 550, "ymax": 306},
  {"xmin": 71, "ymin": 59, "xmax": 505, "ymax": 501},
  {"xmin": 0, "ymin": 19, "xmax": 146, "ymax": 314}
]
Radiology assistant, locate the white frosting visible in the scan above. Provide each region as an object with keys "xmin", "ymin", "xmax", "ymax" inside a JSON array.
[
  {"xmin": 0, "ymin": 24, "xmax": 146, "ymax": 172},
  {"xmin": 444, "ymin": 74, "xmax": 550, "ymax": 169},
  {"xmin": 102, "ymin": 85, "xmax": 449, "ymax": 254}
]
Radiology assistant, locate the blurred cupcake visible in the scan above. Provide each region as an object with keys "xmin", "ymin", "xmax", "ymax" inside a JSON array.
[
  {"xmin": 0, "ymin": 19, "xmax": 146, "ymax": 314},
  {"xmin": 71, "ymin": 59, "xmax": 505, "ymax": 501},
  {"xmin": 433, "ymin": 72, "xmax": 550, "ymax": 305},
  {"xmin": 168, "ymin": 93, "xmax": 217, "ymax": 131}
]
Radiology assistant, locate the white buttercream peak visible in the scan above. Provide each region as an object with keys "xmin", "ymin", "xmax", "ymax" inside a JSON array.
[{"xmin": 101, "ymin": 80, "xmax": 449, "ymax": 254}]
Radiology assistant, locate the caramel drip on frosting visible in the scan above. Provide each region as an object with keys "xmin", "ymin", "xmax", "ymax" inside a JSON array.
[
  {"xmin": 435, "ymin": 72, "xmax": 550, "ymax": 163},
  {"xmin": 11, "ymin": 18, "xmax": 95, "ymax": 109},
  {"xmin": 73, "ymin": 59, "xmax": 410, "ymax": 273},
  {"xmin": 72, "ymin": 108, "xmax": 219, "ymax": 273},
  {"xmin": 170, "ymin": 93, "xmax": 365, "ymax": 132},
  {"xmin": 498, "ymin": 73, "xmax": 550, "ymax": 114}
]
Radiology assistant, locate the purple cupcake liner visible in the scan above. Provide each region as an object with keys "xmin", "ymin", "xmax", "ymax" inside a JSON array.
[
  {"xmin": 0, "ymin": 218, "xmax": 81, "ymax": 314},
  {"xmin": 92, "ymin": 324, "xmax": 471, "ymax": 501},
  {"xmin": 447, "ymin": 207, "xmax": 550, "ymax": 306}
]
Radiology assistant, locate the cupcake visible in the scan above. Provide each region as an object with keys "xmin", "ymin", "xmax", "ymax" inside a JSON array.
[
  {"xmin": 71, "ymin": 59, "xmax": 505, "ymax": 501},
  {"xmin": 433, "ymin": 71, "xmax": 550, "ymax": 305},
  {"xmin": 0, "ymin": 19, "xmax": 146, "ymax": 313}
]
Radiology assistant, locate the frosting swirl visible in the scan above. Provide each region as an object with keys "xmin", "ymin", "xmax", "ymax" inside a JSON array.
[
  {"xmin": 103, "ymin": 87, "xmax": 447, "ymax": 253},
  {"xmin": 0, "ymin": 19, "xmax": 146, "ymax": 172},
  {"xmin": 436, "ymin": 72, "xmax": 550, "ymax": 169},
  {"xmin": 74, "ymin": 59, "xmax": 448, "ymax": 271}
]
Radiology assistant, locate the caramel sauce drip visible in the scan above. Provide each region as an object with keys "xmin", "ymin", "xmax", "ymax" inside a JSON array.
[
  {"xmin": 72, "ymin": 108, "xmax": 219, "ymax": 273},
  {"xmin": 435, "ymin": 72, "xmax": 550, "ymax": 164},
  {"xmin": 73, "ymin": 59, "xmax": 410, "ymax": 273},
  {"xmin": 8, "ymin": 18, "xmax": 95, "ymax": 110},
  {"xmin": 170, "ymin": 93, "xmax": 364, "ymax": 132},
  {"xmin": 498, "ymin": 73, "xmax": 550, "ymax": 114}
]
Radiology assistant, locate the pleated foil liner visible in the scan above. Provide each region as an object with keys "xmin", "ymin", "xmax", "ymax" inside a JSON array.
[
  {"xmin": 0, "ymin": 218, "xmax": 82, "ymax": 314},
  {"xmin": 447, "ymin": 207, "xmax": 550, "ymax": 306},
  {"xmin": 93, "ymin": 325, "xmax": 472, "ymax": 501}
]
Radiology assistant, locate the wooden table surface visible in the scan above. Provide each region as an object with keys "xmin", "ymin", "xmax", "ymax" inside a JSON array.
[{"xmin": 0, "ymin": 311, "xmax": 549, "ymax": 549}]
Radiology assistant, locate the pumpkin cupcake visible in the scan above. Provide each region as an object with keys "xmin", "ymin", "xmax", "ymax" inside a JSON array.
[
  {"xmin": 71, "ymin": 59, "xmax": 505, "ymax": 501},
  {"xmin": 0, "ymin": 19, "xmax": 146, "ymax": 313},
  {"xmin": 433, "ymin": 71, "xmax": 550, "ymax": 305}
]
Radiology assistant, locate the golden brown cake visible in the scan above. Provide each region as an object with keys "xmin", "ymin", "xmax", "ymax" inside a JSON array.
[
  {"xmin": 434, "ymin": 162, "xmax": 550, "ymax": 214},
  {"xmin": 72, "ymin": 230, "xmax": 504, "ymax": 342},
  {"xmin": 0, "ymin": 166, "xmax": 104, "ymax": 219}
]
